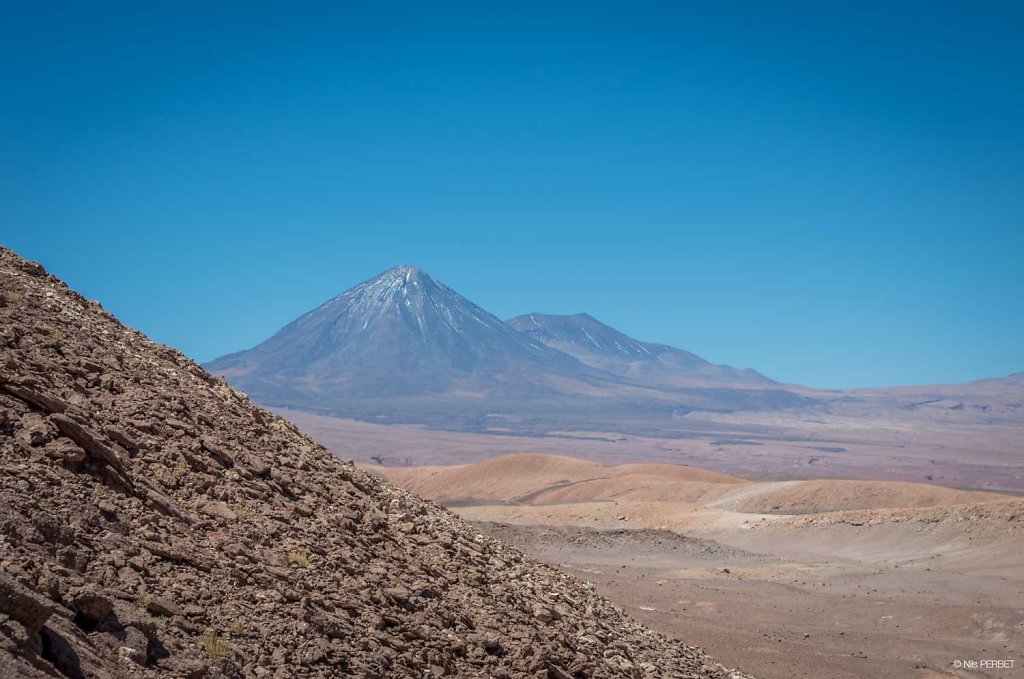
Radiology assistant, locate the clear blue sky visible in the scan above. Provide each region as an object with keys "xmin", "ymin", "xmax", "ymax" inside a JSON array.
[{"xmin": 2, "ymin": 1, "xmax": 1021, "ymax": 388}]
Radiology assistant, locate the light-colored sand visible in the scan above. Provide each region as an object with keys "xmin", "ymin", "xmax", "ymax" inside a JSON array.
[
  {"xmin": 706, "ymin": 480, "xmax": 804, "ymax": 511},
  {"xmin": 369, "ymin": 453, "xmax": 1024, "ymax": 679},
  {"xmin": 733, "ymin": 479, "xmax": 1007, "ymax": 513},
  {"xmin": 369, "ymin": 452, "xmax": 743, "ymax": 506},
  {"xmin": 368, "ymin": 452, "xmax": 1012, "ymax": 513},
  {"xmin": 368, "ymin": 453, "xmax": 609, "ymax": 503},
  {"xmin": 479, "ymin": 519, "xmax": 1023, "ymax": 679},
  {"xmin": 453, "ymin": 500, "xmax": 780, "ymax": 533}
]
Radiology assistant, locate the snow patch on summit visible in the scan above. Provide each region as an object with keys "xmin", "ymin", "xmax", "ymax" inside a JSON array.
[{"xmin": 205, "ymin": 265, "xmax": 609, "ymax": 401}]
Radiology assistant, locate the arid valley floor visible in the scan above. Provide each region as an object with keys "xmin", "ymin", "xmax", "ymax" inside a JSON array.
[{"xmin": 365, "ymin": 454, "xmax": 1024, "ymax": 679}]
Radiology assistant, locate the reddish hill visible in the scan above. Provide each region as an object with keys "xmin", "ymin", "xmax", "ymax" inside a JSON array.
[{"xmin": 373, "ymin": 453, "xmax": 744, "ymax": 506}]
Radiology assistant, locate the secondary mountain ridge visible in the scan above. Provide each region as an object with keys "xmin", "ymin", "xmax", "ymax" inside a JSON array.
[{"xmin": 507, "ymin": 312, "xmax": 773, "ymax": 388}]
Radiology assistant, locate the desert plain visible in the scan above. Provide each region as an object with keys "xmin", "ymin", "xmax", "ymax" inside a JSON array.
[{"xmin": 362, "ymin": 453, "xmax": 1024, "ymax": 679}]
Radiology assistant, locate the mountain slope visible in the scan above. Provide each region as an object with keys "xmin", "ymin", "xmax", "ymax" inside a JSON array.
[
  {"xmin": 206, "ymin": 266, "xmax": 628, "ymax": 406},
  {"xmin": 507, "ymin": 313, "xmax": 774, "ymax": 388},
  {"xmin": 206, "ymin": 268, "xmax": 813, "ymax": 429},
  {"xmin": 0, "ymin": 247, "xmax": 751, "ymax": 677}
]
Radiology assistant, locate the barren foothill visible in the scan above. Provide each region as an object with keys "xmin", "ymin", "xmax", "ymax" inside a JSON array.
[{"xmin": 0, "ymin": 247, "xmax": 751, "ymax": 678}]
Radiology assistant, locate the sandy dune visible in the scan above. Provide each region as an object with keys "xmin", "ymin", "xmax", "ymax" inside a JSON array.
[
  {"xmin": 373, "ymin": 453, "xmax": 740, "ymax": 506},
  {"xmin": 368, "ymin": 453, "xmax": 1024, "ymax": 679},
  {"xmin": 370, "ymin": 453, "xmax": 1009, "ymax": 513},
  {"xmin": 374, "ymin": 453, "xmax": 620, "ymax": 503},
  {"xmin": 731, "ymin": 479, "xmax": 1006, "ymax": 514}
]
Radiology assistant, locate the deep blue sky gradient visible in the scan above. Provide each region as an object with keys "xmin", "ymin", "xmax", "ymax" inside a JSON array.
[{"xmin": 2, "ymin": 1, "xmax": 1022, "ymax": 388}]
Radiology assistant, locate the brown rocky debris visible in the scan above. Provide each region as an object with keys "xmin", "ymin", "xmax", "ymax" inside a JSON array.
[
  {"xmin": 0, "ymin": 573, "xmax": 54, "ymax": 632},
  {"xmin": 0, "ymin": 245, "xmax": 753, "ymax": 678}
]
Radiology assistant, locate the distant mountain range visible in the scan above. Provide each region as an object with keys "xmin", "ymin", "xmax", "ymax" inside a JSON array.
[
  {"xmin": 205, "ymin": 266, "xmax": 812, "ymax": 429},
  {"xmin": 507, "ymin": 312, "xmax": 774, "ymax": 388}
]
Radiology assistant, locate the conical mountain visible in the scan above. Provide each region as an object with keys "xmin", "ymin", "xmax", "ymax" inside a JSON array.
[
  {"xmin": 0, "ymin": 246, "xmax": 750, "ymax": 677},
  {"xmin": 206, "ymin": 266, "xmax": 622, "ymax": 412},
  {"xmin": 507, "ymin": 312, "xmax": 774, "ymax": 388}
]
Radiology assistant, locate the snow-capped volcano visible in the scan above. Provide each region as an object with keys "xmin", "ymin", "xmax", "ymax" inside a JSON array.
[
  {"xmin": 311, "ymin": 265, "xmax": 506, "ymax": 344},
  {"xmin": 506, "ymin": 312, "xmax": 774, "ymax": 387},
  {"xmin": 205, "ymin": 266, "xmax": 614, "ymax": 406},
  {"xmin": 206, "ymin": 266, "xmax": 807, "ymax": 428}
]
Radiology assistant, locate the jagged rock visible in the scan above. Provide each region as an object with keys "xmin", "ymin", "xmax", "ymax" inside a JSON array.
[
  {"xmin": 145, "ymin": 595, "xmax": 181, "ymax": 617},
  {"xmin": 196, "ymin": 499, "xmax": 237, "ymax": 521},
  {"xmin": 15, "ymin": 412, "xmax": 52, "ymax": 446},
  {"xmin": 95, "ymin": 499, "xmax": 117, "ymax": 515},
  {"xmin": 46, "ymin": 438, "xmax": 87, "ymax": 463},
  {"xmin": 0, "ymin": 382, "xmax": 69, "ymax": 414},
  {"xmin": 140, "ymin": 482, "xmax": 188, "ymax": 521},
  {"xmin": 17, "ymin": 259, "xmax": 46, "ymax": 277},
  {"xmin": 548, "ymin": 665, "xmax": 574, "ymax": 679},
  {"xmin": 532, "ymin": 604, "xmax": 554, "ymax": 624},
  {"xmin": 104, "ymin": 426, "xmax": 140, "ymax": 453},
  {"xmin": 246, "ymin": 456, "xmax": 271, "ymax": 478},
  {"xmin": 0, "ymin": 574, "xmax": 53, "ymax": 632},
  {"xmin": 201, "ymin": 437, "xmax": 234, "ymax": 468},
  {"xmin": 50, "ymin": 413, "xmax": 129, "ymax": 476},
  {"xmin": 69, "ymin": 587, "xmax": 114, "ymax": 623}
]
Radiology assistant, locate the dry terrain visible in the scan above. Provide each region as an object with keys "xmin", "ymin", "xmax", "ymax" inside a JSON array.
[
  {"xmin": 370, "ymin": 454, "xmax": 1024, "ymax": 679},
  {"xmin": 283, "ymin": 407, "xmax": 1024, "ymax": 494},
  {"xmin": 6, "ymin": 243, "xmax": 1017, "ymax": 679},
  {"xmin": 207, "ymin": 266, "xmax": 1024, "ymax": 497},
  {"xmin": 0, "ymin": 247, "xmax": 751, "ymax": 678}
]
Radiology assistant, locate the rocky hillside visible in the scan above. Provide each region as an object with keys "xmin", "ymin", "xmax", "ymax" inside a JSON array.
[{"xmin": 0, "ymin": 246, "xmax": 750, "ymax": 677}]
